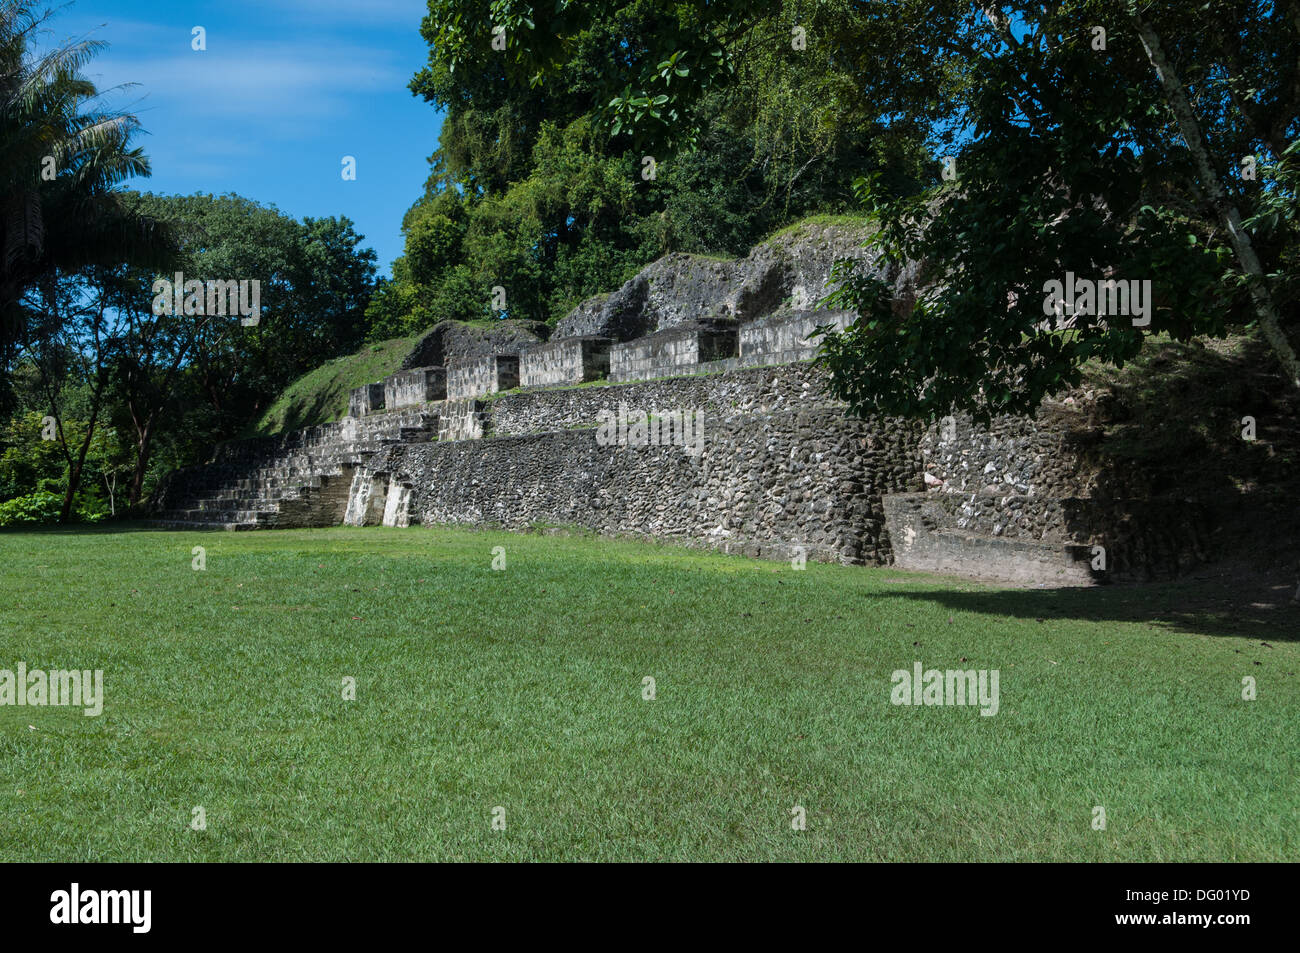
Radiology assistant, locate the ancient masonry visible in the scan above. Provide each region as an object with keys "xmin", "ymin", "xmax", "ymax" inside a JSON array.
[{"xmin": 150, "ymin": 223, "xmax": 1206, "ymax": 585}]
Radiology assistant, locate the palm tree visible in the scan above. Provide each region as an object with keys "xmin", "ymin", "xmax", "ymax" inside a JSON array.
[
  {"xmin": 1, "ymin": 0, "xmax": 175, "ymax": 383},
  {"xmin": 2, "ymin": 0, "xmax": 176, "ymax": 518}
]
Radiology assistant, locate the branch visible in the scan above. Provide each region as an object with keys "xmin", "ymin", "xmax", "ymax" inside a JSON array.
[{"xmin": 1135, "ymin": 14, "xmax": 1300, "ymax": 389}]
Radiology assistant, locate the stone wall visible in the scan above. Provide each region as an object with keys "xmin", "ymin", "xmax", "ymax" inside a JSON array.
[
  {"xmin": 447, "ymin": 354, "xmax": 520, "ymax": 400},
  {"xmin": 519, "ymin": 337, "xmax": 612, "ymax": 388},
  {"xmin": 883, "ymin": 492, "xmax": 1226, "ymax": 583},
  {"xmin": 153, "ymin": 344, "xmax": 1278, "ymax": 583},
  {"xmin": 488, "ymin": 362, "xmax": 831, "ymax": 437},
  {"xmin": 609, "ymin": 321, "xmax": 738, "ymax": 382},
  {"xmin": 918, "ymin": 407, "xmax": 1096, "ymax": 497},
  {"xmin": 551, "ymin": 221, "xmax": 885, "ymax": 340},
  {"xmin": 348, "ymin": 383, "xmax": 385, "ymax": 418},
  {"xmin": 437, "ymin": 399, "xmax": 487, "ymax": 442},
  {"xmin": 738, "ymin": 310, "xmax": 856, "ymax": 364},
  {"xmin": 401, "ymin": 319, "xmax": 550, "ymax": 370},
  {"xmin": 383, "ymin": 366, "xmax": 447, "ymax": 409},
  {"xmin": 882, "ymin": 494, "xmax": 1096, "ymax": 585},
  {"xmin": 636, "ymin": 254, "xmax": 745, "ymax": 331},
  {"xmin": 369, "ymin": 406, "xmax": 920, "ymax": 565},
  {"xmin": 152, "ymin": 218, "xmax": 1284, "ymax": 585}
]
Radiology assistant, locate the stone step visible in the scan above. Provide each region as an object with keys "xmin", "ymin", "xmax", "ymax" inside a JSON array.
[
  {"xmin": 213, "ymin": 474, "xmax": 337, "ymax": 492},
  {"xmin": 210, "ymin": 489, "xmax": 301, "ymax": 502},
  {"xmin": 397, "ymin": 427, "xmax": 435, "ymax": 443},
  {"xmin": 153, "ymin": 417, "xmax": 426, "ymax": 529},
  {"xmin": 195, "ymin": 495, "xmax": 300, "ymax": 512},
  {"xmin": 158, "ymin": 507, "xmax": 280, "ymax": 524},
  {"xmin": 881, "ymin": 494, "xmax": 1097, "ymax": 586},
  {"xmin": 143, "ymin": 518, "xmax": 261, "ymax": 531}
]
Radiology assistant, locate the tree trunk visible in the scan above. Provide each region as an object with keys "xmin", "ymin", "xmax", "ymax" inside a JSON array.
[
  {"xmin": 1135, "ymin": 16, "xmax": 1300, "ymax": 391},
  {"xmin": 128, "ymin": 419, "xmax": 153, "ymax": 509},
  {"xmin": 59, "ymin": 402, "xmax": 100, "ymax": 522}
]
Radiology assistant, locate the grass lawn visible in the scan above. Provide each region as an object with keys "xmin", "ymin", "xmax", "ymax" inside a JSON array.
[{"xmin": 0, "ymin": 524, "xmax": 1295, "ymax": 862}]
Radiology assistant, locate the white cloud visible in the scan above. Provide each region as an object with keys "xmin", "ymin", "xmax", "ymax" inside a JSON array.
[{"xmin": 86, "ymin": 43, "xmax": 404, "ymax": 127}]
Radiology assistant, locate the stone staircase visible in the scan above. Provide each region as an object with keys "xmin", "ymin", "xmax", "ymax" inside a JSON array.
[
  {"xmin": 881, "ymin": 493, "xmax": 1099, "ymax": 586},
  {"xmin": 148, "ymin": 410, "xmax": 438, "ymax": 530}
]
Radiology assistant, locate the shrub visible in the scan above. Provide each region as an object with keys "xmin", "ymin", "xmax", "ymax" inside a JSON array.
[
  {"xmin": 0, "ymin": 491, "xmax": 63, "ymax": 526},
  {"xmin": 0, "ymin": 490, "xmax": 109, "ymax": 526}
]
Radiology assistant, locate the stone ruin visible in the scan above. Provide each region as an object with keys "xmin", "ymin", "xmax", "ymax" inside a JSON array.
[{"xmin": 149, "ymin": 222, "xmax": 1237, "ymax": 586}]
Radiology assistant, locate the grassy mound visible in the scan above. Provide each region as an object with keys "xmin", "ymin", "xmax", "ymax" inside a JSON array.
[
  {"xmin": 248, "ymin": 333, "xmax": 422, "ymax": 437},
  {"xmin": 759, "ymin": 212, "xmax": 875, "ymax": 244}
]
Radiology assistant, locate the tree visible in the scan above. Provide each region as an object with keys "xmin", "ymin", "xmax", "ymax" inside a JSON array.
[
  {"xmin": 23, "ymin": 267, "xmax": 120, "ymax": 520},
  {"xmin": 120, "ymin": 193, "xmax": 376, "ymax": 437},
  {"xmin": 98, "ymin": 263, "xmax": 214, "ymax": 508},
  {"xmin": 0, "ymin": 407, "xmax": 126, "ymax": 522},
  {"xmin": 445, "ymin": 1, "xmax": 1297, "ymax": 415},
  {"xmin": 1133, "ymin": 11, "xmax": 1298, "ymax": 389},
  {"xmin": 292, "ymin": 216, "xmax": 379, "ymax": 356},
  {"xmin": 384, "ymin": 0, "xmax": 933, "ymax": 337},
  {"xmin": 1, "ymin": 1, "xmax": 174, "ymax": 411},
  {"xmin": 99, "ymin": 193, "xmax": 377, "ymax": 499},
  {"xmin": 819, "ymin": 1, "xmax": 1299, "ymax": 421}
]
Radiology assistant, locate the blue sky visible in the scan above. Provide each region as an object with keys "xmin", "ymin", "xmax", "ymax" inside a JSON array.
[{"xmin": 44, "ymin": 0, "xmax": 441, "ymax": 276}]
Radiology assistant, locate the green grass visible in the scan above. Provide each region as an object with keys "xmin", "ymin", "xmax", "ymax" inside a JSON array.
[
  {"xmin": 248, "ymin": 334, "xmax": 422, "ymax": 436},
  {"xmin": 0, "ymin": 524, "xmax": 1295, "ymax": 861},
  {"xmin": 761, "ymin": 212, "xmax": 876, "ymax": 245}
]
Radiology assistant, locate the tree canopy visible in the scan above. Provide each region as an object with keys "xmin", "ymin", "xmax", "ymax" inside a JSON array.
[
  {"xmin": 372, "ymin": 0, "xmax": 934, "ymax": 338},
  {"xmin": 403, "ymin": 0, "xmax": 1300, "ymax": 420}
]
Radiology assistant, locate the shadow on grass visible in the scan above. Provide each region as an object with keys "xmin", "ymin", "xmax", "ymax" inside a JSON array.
[
  {"xmin": 886, "ymin": 573, "xmax": 1300, "ymax": 642},
  {"xmin": 6, "ymin": 521, "xmax": 1296, "ymax": 645},
  {"xmin": 0, "ymin": 519, "xmax": 176, "ymax": 536}
]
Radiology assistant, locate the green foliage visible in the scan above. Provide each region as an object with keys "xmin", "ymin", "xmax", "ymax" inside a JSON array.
[
  {"xmin": 406, "ymin": 1, "xmax": 1297, "ymax": 415},
  {"xmin": 1, "ymin": 3, "xmax": 380, "ymax": 508},
  {"xmin": 820, "ymin": 2, "xmax": 1300, "ymax": 422},
  {"xmin": 0, "ymin": 407, "xmax": 129, "ymax": 509},
  {"xmin": 1240, "ymin": 140, "xmax": 1300, "ymax": 310},
  {"xmin": 405, "ymin": 207, "xmax": 466, "ymax": 286},
  {"xmin": 1, "ymin": 0, "xmax": 176, "ymax": 403},
  {"xmin": 363, "ymin": 274, "xmax": 422, "ymax": 341},
  {"xmin": 3, "ymin": 185, "xmax": 378, "ymax": 509},
  {"xmin": 0, "ymin": 488, "xmax": 106, "ymax": 525},
  {"xmin": 375, "ymin": 0, "xmax": 932, "ymax": 338},
  {"xmin": 85, "ymin": 192, "xmax": 381, "ymax": 499},
  {"xmin": 121, "ymin": 191, "xmax": 377, "ymax": 411},
  {"xmin": 0, "ymin": 411, "xmax": 66, "ymax": 499},
  {"xmin": 0, "ymin": 490, "xmax": 62, "ymax": 526}
]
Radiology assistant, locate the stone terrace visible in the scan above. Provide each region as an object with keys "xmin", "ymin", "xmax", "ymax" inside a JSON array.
[
  {"xmin": 150, "ymin": 410, "xmax": 438, "ymax": 530},
  {"xmin": 147, "ymin": 221, "xmax": 1215, "ymax": 584}
]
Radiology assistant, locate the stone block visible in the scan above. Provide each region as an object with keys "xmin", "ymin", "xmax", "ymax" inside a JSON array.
[
  {"xmin": 608, "ymin": 321, "xmax": 737, "ymax": 382},
  {"xmin": 519, "ymin": 337, "xmax": 612, "ymax": 388},
  {"xmin": 348, "ymin": 383, "xmax": 385, "ymax": 418},
  {"xmin": 737, "ymin": 310, "xmax": 856, "ymax": 365},
  {"xmin": 447, "ymin": 354, "xmax": 521, "ymax": 400},
  {"xmin": 383, "ymin": 366, "xmax": 446, "ymax": 409}
]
